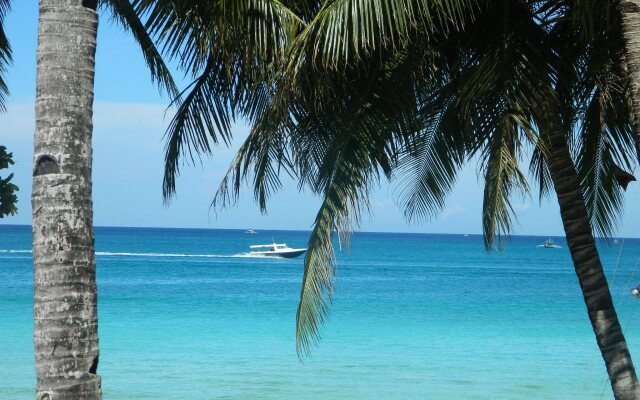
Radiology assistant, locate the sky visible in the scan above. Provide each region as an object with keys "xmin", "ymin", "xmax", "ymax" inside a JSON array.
[{"xmin": 0, "ymin": 2, "xmax": 639, "ymax": 237}]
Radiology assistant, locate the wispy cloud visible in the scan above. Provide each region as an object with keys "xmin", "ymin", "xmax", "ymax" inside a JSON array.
[
  {"xmin": 93, "ymin": 101, "xmax": 171, "ymax": 133},
  {"xmin": 372, "ymin": 198, "xmax": 393, "ymax": 209},
  {"xmin": 0, "ymin": 100, "xmax": 171, "ymax": 140},
  {"xmin": 514, "ymin": 202, "xmax": 531, "ymax": 212},
  {"xmin": 442, "ymin": 204, "xmax": 465, "ymax": 219}
]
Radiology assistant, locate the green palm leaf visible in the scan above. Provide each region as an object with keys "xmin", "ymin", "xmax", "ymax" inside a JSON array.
[
  {"xmin": 0, "ymin": 0, "xmax": 11, "ymax": 112},
  {"xmin": 286, "ymin": 0, "xmax": 478, "ymax": 72},
  {"xmin": 480, "ymin": 112, "xmax": 530, "ymax": 249},
  {"xmin": 576, "ymin": 86, "xmax": 635, "ymax": 238},
  {"xmin": 296, "ymin": 129, "xmax": 379, "ymax": 356},
  {"xmin": 394, "ymin": 96, "xmax": 466, "ymax": 222},
  {"xmin": 140, "ymin": 0, "xmax": 302, "ymax": 200}
]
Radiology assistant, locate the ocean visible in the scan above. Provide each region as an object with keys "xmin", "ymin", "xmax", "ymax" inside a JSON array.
[{"xmin": 1, "ymin": 224, "xmax": 640, "ymax": 399}]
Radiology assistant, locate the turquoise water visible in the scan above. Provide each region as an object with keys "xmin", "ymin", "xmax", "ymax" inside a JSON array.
[{"xmin": 2, "ymin": 224, "xmax": 640, "ymax": 399}]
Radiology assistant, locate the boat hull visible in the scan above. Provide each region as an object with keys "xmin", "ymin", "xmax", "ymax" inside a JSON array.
[
  {"xmin": 271, "ymin": 249, "xmax": 306, "ymax": 258},
  {"xmin": 248, "ymin": 249, "xmax": 307, "ymax": 258}
]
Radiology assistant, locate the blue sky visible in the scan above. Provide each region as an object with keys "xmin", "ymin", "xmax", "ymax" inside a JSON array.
[{"xmin": 1, "ymin": 2, "xmax": 639, "ymax": 237}]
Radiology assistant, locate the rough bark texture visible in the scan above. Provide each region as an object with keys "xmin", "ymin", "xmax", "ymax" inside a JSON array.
[
  {"xmin": 541, "ymin": 109, "xmax": 640, "ymax": 400},
  {"xmin": 32, "ymin": 1, "xmax": 101, "ymax": 399},
  {"xmin": 620, "ymin": 0, "xmax": 640, "ymax": 161}
]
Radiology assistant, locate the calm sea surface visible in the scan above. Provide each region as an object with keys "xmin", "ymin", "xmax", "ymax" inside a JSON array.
[{"xmin": 2, "ymin": 224, "xmax": 640, "ymax": 399}]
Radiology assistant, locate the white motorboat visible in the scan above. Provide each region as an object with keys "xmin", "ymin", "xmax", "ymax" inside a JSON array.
[
  {"xmin": 244, "ymin": 229, "xmax": 258, "ymax": 234},
  {"xmin": 247, "ymin": 243, "xmax": 307, "ymax": 258},
  {"xmin": 537, "ymin": 239, "xmax": 562, "ymax": 249}
]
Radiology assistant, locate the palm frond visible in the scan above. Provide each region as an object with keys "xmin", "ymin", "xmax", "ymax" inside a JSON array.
[
  {"xmin": 426, "ymin": 0, "xmax": 551, "ymax": 248},
  {"xmin": 211, "ymin": 111, "xmax": 294, "ymax": 213},
  {"xmin": 481, "ymin": 112, "xmax": 530, "ymax": 249},
  {"xmin": 163, "ymin": 53, "xmax": 235, "ymax": 200},
  {"xmin": 567, "ymin": 3, "xmax": 636, "ymax": 238},
  {"xmin": 296, "ymin": 132, "xmax": 376, "ymax": 357},
  {"xmin": 141, "ymin": 0, "xmax": 303, "ymax": 200},
  {"xmin": 0, "ymin": 0, "xmax": 12, "ymax": 112},
  {"xmin": 575, "ymin": 86, "xmax": 635, "ymax": 238},
  {"xmin": 394, "ymin": 97, "xmax": 466, "ymax": 222},
  {"xmin": 286, "ymin": 0, "xmax": 479, "ymax": 73},
  {"xmin": 529, "ymin": 145, "xmax": 553, "ymax": 202}
]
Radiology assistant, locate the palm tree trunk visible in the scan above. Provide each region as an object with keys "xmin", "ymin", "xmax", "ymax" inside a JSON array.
[
  {"xmin": 620, "ymin": 0, "xmax": 640, "ymax": 160},
  {"xmin": 32, "ymin": 1, "xmax": 100, "ymax": 399},
  {"xmin": 541, "ymin": 109, "xmax": 640, "ymax": 400}
]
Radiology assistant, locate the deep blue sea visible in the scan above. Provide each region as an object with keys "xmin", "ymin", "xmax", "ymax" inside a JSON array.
[{"xmin": 2, "ymin": 224, "xmax": 640, "ymax": 399}]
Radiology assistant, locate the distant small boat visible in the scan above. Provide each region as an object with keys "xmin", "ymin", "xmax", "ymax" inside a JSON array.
[
  {"xmin": 537, "ymin": 239, "xmax": 562, "ymax": 249},
  {"xmin": 247, "ymin": 243, "xmax": 306, "ymax": 258},
  {"xmin": 464, "ymin": 234, "xmax": 469, "ymax": 237},
  {"xmin": 613, "ymin": 239, "xmax": 620, "ymax": 244},
  {"xmin": 244, "ymin": 229, "xmax": 258, "ymax": 234}
]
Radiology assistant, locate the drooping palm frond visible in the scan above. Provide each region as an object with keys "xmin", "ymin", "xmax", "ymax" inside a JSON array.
[
  {"xmin": 209, "ymin": 46, "xmax": 424, "ymax": 355},
  {"xmin": 137, "ymin": 0, "xmax": 303, "ymax": 200},
  {"xmin": 296, "ymin": 132, "xmax": 376, "ymax": 357},
  {"xmin": 394, "ymin": 96, "xmax": 466, "ymax": 222},
  {"xmin": 212, "ymin": 110, "xmax": 385, "ymax": 359},
  {"xmin": 529, "ymin": 145, "xmax": 553, "ymax": 201},
  {"xmin": 291, "ymin": 90, "xmax": 409, "ymax": 355},
  {"xmin": 211, "ymin": 110, "xmax": 294, "ymax": 213},
  {"xmin": 0, "ymin": 0, "xmax": 12, "ymax": 112},
  {"xmin": 563, "ymin": 2, "xmax": 637, "ymax": 238},
  {"xmin": 575, "ymin": 84, "xmax": 635, "ymax": 238},
  {"xmin": 435, "ymin": 0, "xmax": 552, "ymax": 247},
  {"xmin": 480, "ymin": 112, "xmax": 530, "ymax": 249},
  {"xmin": 162, "ymin": 53, "xmax": 236, "ymax": 199}
]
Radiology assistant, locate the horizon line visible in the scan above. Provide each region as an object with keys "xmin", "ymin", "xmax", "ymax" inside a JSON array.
[{"xmin": 2, "ymin": 223, "xmax": 639, "ymax": 240}]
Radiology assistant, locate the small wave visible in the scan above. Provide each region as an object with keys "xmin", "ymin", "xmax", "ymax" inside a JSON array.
[
  {"xmin": 95, "ymin": 251, "xmax": 238, "ymax": 258},
  {"xmin": 0, "ymin": 249, "xmax": 247, "ymax": 259},
  {"xmin": 96, "ymin": 251, "xmax": 291, "ymax": 260},
  {"xmin": 0, "ymin": 249, "xmax": 283, "ymax": 260}
]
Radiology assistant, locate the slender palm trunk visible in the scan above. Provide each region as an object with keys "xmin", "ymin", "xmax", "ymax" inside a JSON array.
[
  {"xmin": 541, "ymin": 108, "xmax": 640, "ymax": 400},
  {"xmin": 620, "ymin": 0, "xmax": 640, "ymax": 160},
  {"xmin": 32, "ymin": 1, "xmax": 100, "ymax": 399}
]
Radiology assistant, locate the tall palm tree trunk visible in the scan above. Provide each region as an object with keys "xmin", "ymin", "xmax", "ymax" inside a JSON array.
[
  {"xmin": 620, "ymin": 0, "xmax": 640, "ymax": 160},
  {"xmin": 541, "ymin": 108, "xmax": 640, "ymax": 400},
  {"xmin": 32, "ymin": 1, "xmax": 101, "ymax": 399}
]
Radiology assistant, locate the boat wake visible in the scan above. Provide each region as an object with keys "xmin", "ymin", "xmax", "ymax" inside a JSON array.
[
  {"xmin": 0, "ymin": 249, "xmax": 268, "ymax": 259},
  {"xmin": 96, "ymin": 251, "xmax": 236, "ymax": 258}
]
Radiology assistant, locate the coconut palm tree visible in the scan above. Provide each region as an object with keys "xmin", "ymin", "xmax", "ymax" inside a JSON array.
[
  {"xmin": 160, "ymin": 1, "xmax": 640, "ymax": 398},
  {"xmin": 30, "ymin": 0, "xmax": 176, "ymax": 398}
]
